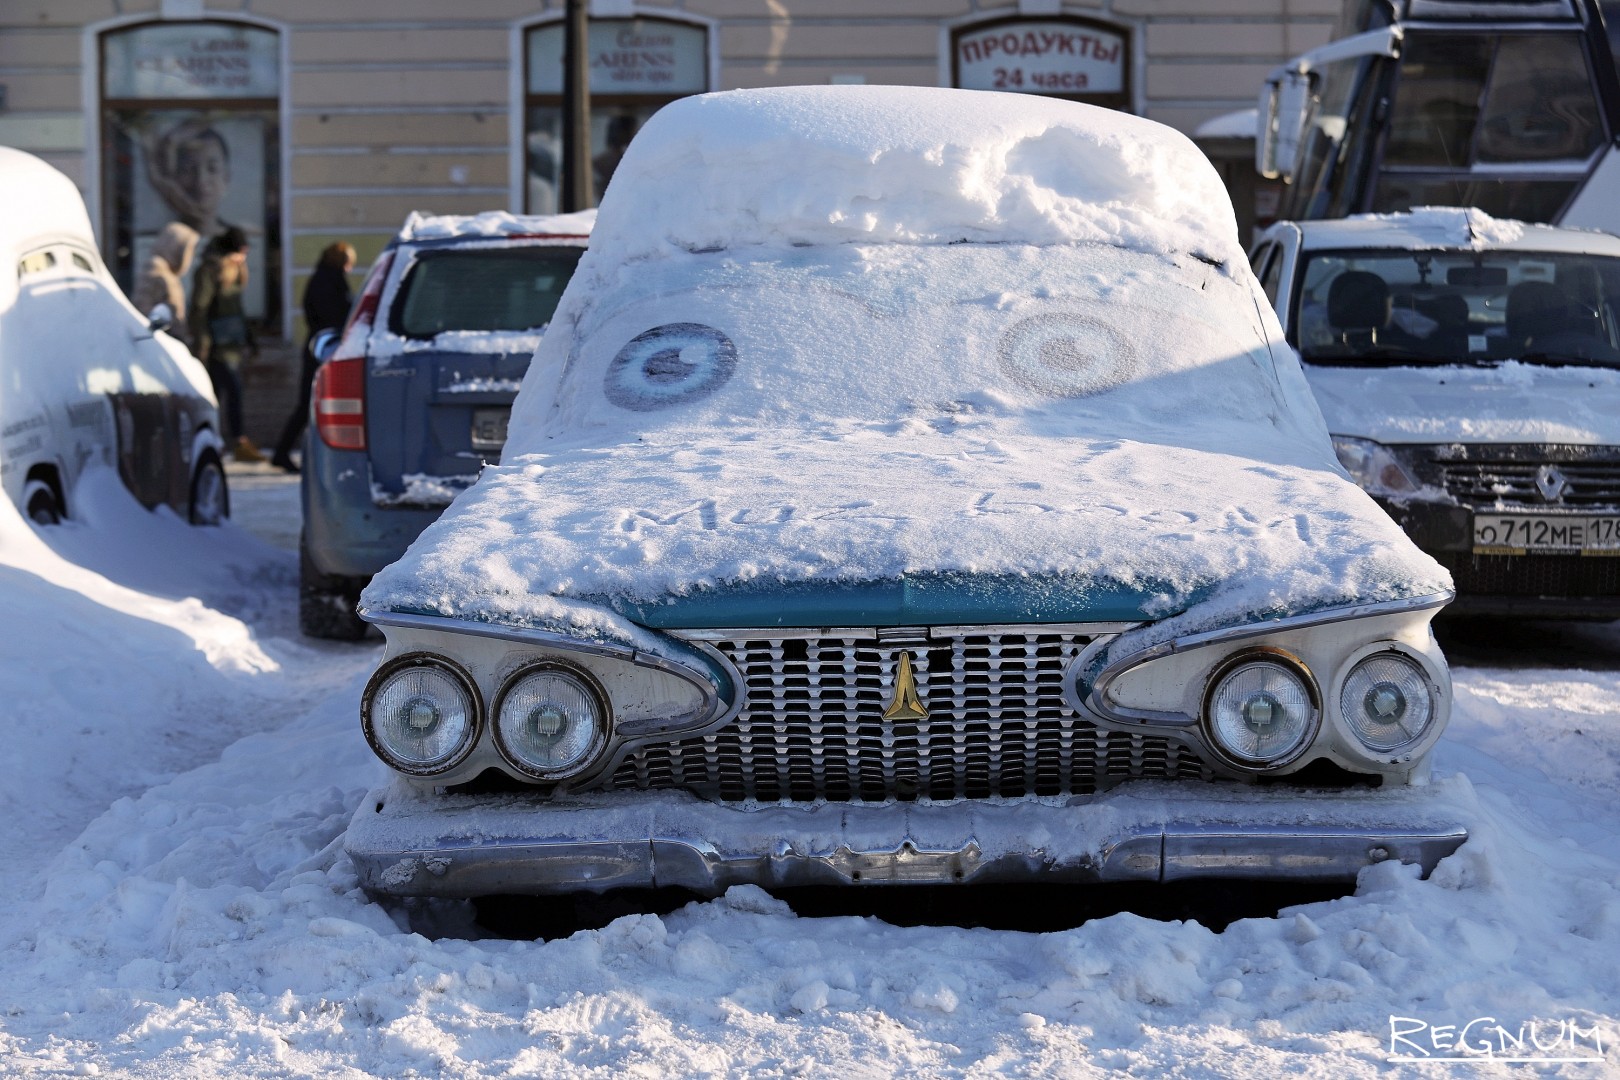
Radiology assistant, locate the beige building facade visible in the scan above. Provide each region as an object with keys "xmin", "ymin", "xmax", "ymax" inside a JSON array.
[{"xmin": 0, "ymin": 0, "xmax": 1340, "ymax": 348}]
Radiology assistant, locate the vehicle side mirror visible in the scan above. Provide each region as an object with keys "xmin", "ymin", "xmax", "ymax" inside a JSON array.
[
  {"xmin": 1258, "ymin": 69, "xmax": 1311, "ymax": 181},
  {"xmin": 148, "ymin": 302, "xmax": 174, "ymax": 332},
  {"xmin": 311, "ymin": 328, "xmax": 341, "ymax": 363}
]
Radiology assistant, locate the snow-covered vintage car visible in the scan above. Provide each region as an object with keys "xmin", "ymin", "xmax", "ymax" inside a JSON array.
[
  {"xmin": 0, "ymin": 148, "xmax": 226, "ymax": 526},
  {"xmin": 1252, "ymin": 210, "xmax": 1620, "ymax": 617},
  {"xmin": 345, "ymin": 87, "xmax": 1467, "ymax": 900}
]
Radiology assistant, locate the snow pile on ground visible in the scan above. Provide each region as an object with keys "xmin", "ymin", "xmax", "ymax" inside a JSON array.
[
  {"xmin": 369, "ymin": 242, "xmax": 1444, "ymax": 637},
  {"xmin": 3, "ymin": 650, "xmax": 1619, "ymax": 1075},
  {"xmin": 0, "ymin": 466, "xmax": 369, "ymax": 908},
  {"xmin": 591, "ymin": 86, "xmax": 1246, "ymax": 269}
]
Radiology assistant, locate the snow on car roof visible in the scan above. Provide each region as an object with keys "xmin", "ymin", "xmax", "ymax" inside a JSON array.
[
  {"xmin": 397, "ymin": 208, "xmax": 595, "ymax": 244},
  {"xmin": 0, "ymin": 147, "xmax": 95, "ymax": 264},
  {"xmin": 1293, "ymin": 207, "xmax": 1620, "ymax": 256},
  {"xmin": 588, "ymin": 85, "xmax": 1247, "ymax": 270}
]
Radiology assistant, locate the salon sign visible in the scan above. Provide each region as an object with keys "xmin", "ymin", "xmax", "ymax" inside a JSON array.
[
  {"xmin": 103, "ymin": 23, "xmax": 279, "ymax": 100},
  {"xmin": 528, "ymin": 18, "xmax": 708, "ymax": 97},
  {"xmin": 954, "ymin": 20, "xmax": 1126, "ymax": 95}
]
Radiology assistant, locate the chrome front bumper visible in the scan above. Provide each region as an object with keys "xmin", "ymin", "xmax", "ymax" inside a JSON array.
[{"xmin": 346, "ymin": 783, "xmax": 1469, "ymax": 898}]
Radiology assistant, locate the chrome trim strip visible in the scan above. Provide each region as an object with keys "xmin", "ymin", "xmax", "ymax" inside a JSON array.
[
  {"xmin": 669, "ymin": 622, "xmax": 1140, "ymax": 643},
  {"xmin": 363, "ymin": 607, "xmax": 722, "ymax": 693},
  {"xmin": 345, "ymin": 790, "xmax": 1469, "ymax": 897}
]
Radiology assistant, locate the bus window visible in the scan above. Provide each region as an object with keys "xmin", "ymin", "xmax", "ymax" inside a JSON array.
[
  {"xmin": 1476, "ymin": 35, "xmax": 1602, "ymax": 162},
  {"xmin": 1381, "ymin": 36, "xmax": 1490, "ymax": 168}
]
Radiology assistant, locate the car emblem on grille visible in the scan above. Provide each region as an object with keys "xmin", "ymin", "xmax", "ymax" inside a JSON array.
[
  {"xmin": 881, "ymin": 651, "xmax": 929, "ymax": 722},
  {"xmin": 1535, "ymin": 464, "xmax": 1569, "ymax": 503}
]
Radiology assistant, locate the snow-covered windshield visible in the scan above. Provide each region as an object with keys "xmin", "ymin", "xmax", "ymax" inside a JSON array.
[
  {"xmin": 514, "ymin": 241, "xmax": 1308, "ymax": 454},
  {"xmin": 1294, "ymin": 248, "xmax": 1620, "ymax": 368}
]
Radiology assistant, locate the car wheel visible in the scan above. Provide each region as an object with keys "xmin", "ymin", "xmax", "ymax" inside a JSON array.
[
  {"xmin": 23, "ymin": 479, "xmax": 63, "ymax": 525},
  {"xmin": 299, "ymin": 535, "xmax": 371, "ymax": 640},
  {"xmin": 189, "ymin": 449, "xmax": 230, "ymax": 526}
]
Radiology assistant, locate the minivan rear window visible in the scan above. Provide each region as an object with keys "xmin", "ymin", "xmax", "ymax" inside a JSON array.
[{"xmin": 391, "ymin": 246, "xmax": 584, "ymax": 339}]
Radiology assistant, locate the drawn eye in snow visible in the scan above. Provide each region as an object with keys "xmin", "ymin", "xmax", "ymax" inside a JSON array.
[
  {"xmin": 603, "ymin": 323, "xmax": 738, "ymax": 412},
  {"xmin": 997, "ymin": 313, "xmax": 1134, "ymax": 398}
]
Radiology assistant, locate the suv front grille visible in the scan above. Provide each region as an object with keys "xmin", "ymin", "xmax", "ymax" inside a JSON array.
[
  {"xmin": 1436, "ymin": 551, "xmax": 1620, "ymax": 596},
  {"xmin": 606, "ymin": 629, "xmax": 1215, "ymax": 802}
]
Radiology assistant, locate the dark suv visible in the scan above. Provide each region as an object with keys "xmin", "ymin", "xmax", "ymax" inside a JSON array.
[{"xmin": 299, "ymin": 210, "xmax": 592, "ymax": 637}]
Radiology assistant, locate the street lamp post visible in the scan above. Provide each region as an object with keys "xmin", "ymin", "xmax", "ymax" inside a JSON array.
[{"xmin": 561, "ymin": 0, "xmax": 593, "ymax": 212}]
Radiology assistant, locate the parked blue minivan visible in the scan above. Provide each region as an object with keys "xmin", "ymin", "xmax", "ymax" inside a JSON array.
[{"xmin": 300, "ymin": 210, "xmax": 593, "ymax": 638}]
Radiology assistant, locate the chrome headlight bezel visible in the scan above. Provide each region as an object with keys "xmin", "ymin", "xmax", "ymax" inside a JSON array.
[
  {"xmin": 491, "ymin": 659, "xmax": 612, "ymax": 781},
  {"xmin": 1335, "ymin": 642, "xmax": 1442, "ymax": 758},
  {"xmin": 1199, "ymin": 647, "xmax": 1321, "ymax": 772},
  {"xmin": 361, "ymin": 652, "xmax": 484, "ymax": 776}
]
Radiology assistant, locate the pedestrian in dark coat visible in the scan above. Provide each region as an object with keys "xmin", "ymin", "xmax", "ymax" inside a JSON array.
[
  {"xmin": 189, "ymin": 226, "xmax": 261, "ymax": 462},
  {"xmin": 272, "ymin": 242, "xmax": 356, "ymax": 472}
]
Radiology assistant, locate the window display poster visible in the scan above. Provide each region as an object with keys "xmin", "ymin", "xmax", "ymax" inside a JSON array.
[{"xmin": 106, "ymin": 109, "xmax": 273, "ymax": 321}]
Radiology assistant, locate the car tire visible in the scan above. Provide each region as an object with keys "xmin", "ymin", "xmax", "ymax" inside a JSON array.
[
  {"xmin": 23, "ymin": 478, "xmax": 63, "ymax": 525},
  {"xmin": 188, "ymin": 449, "xmax": 230, "ymax": 526},
  {"xmin": 299, "ymin": 535, "xmax": 371, "ymax": 640}
]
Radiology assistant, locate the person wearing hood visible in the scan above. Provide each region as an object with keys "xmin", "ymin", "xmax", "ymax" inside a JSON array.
[
  {"xmin": 130, "ymin": 222, "xmax": 199, "ymax": 344},
  {"xmin": 189, "ymin": 225, "xmax": 262, "ymax": 463}
]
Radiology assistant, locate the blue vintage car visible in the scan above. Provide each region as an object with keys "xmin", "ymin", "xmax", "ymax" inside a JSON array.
[
  {"xmin": 300, "ymin": 210, "xmax": 592, "ymax": 638},
  {"xmin": 344, "ymin": 87, "xmax": 1467, "ymax": 899}
]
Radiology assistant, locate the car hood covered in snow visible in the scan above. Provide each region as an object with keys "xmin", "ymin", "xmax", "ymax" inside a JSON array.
[
  {"xmin": 362, "ymin": 86, "xmax": 1447, "ymax": 644},
  {"xmin": 1307, "ymin": 360, "xmax": 1620, "ymax": 445}
]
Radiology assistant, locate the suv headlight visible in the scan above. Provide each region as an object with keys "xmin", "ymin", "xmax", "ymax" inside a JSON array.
[
  {"xmin": 362, "ymin": 654, "xmax": 481, "ymax": 775},
  {"xmin": 493, "ymin": 663, "xmax": 609, "ymax": 780},
  {"xmin": 1332, "ymin": 436, "xmax": 1419, "ymax": 496},
  {"xmin": 1202, "ymin": 651, "xmax": 1319, "ymax": 769},
  {"xmin": 1339, "ymin": 651, "xmax": 1435, "ymax": 752}
]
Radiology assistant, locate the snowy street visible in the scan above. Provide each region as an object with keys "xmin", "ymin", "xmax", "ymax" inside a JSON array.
[{"xmin": 0, "ymin": 465, "xmax": 1615, "ymax": 1078}]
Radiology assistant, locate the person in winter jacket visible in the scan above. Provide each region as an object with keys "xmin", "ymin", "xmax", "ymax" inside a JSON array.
[
  {"xmin": 189, "ymin": 225, "xmax": 262, "ymax": 463},
  {"xmin": 129, "ymin": 221, "xmax": 199, "ymax": 344},
  {"xmin": 271, "ymin": 242, "xmax": 356, "ymax": 472}
]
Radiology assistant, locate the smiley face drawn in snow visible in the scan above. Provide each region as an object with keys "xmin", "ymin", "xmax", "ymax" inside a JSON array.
[
  {"xmin": 996, "ymin": 312, "xmax": 1135, "ymax": 398},
  {"xmin": 603, "ymin": 323, "xmax": 738, "ymax": 412}
]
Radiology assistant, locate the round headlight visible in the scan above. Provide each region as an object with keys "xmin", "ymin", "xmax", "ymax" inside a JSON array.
[
  {"xmin": 1340, "ymin": 651, "xmax": 1435, "ymax": 752},
  {"xmin": 362, "ymin": 655, "xmax": 480, "ymax": 775},
  {"xmin": 1204, "ymin": 655, "xmax": 1318, "ymax": 768},
  {"xmin": 493, "ymin": 664, "xmax": 608, "ymax": 779}
]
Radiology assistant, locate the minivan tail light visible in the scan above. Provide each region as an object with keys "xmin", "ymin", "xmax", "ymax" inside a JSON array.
[{"xmin": 314, "ymin": 357, "xmax": 366, "ymax": 450}]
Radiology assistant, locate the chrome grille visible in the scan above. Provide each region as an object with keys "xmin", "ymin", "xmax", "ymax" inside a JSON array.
[
  {"xmin": 606, "ymin": 629, "xmax": 1215, "ymax": 802},
  {"xmin": 1435, "ymin": 460, "xmax": 1620, "ymax": 508}
]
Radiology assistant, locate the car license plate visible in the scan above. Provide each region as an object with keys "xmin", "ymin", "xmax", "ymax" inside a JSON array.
[
  {"xmin": 1473, "ymin": 513, "xmax": 1620, "ymax": 554},
  {"xmin": 470, "ymin": 407, "xmax": 509, "ymax": 451}
]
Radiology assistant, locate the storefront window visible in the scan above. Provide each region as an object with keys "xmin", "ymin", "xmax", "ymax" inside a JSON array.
[
  {"xmin": 523, "ymin": 17, "xmax": 709, "ymax": 212},
  {"xmin": 100, "ymin": 21, "xmax": 281, "ymax": 326},
  {"xmin": 950, "ymin": 16, "xmax": 1131, "ymax": 112}
]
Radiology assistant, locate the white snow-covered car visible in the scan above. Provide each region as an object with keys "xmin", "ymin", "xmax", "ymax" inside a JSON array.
[
  {"xmin": 345, "ymin": 87, "xmax": 1466, "ymax": 901},
  {"xmin": 1252, "ymin": 209, "xmax": 1620, "ymax": 617},
  {"xmin": 0, "ymin": 148, "xmax": 226, "ymax": 526}
]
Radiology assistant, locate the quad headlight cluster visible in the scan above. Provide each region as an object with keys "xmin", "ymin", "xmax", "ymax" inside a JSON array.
[
  {"xmin": 1076, "ymin": 601, "xmax": 1451, "ymax": 781},
  {"xmin": 1198, "ymin": 646, "xmax": 1438, "ymax": 772},
  {"xmin": 363, "ymin": 654, "xmax": 609, "ymax": 781}
]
